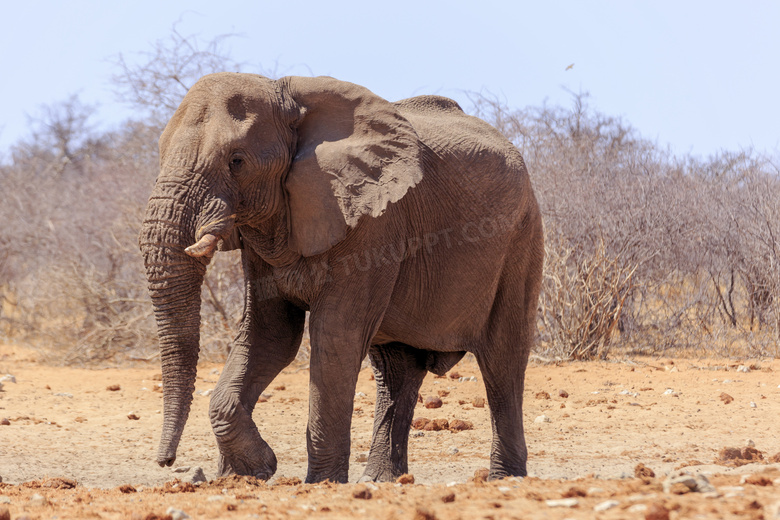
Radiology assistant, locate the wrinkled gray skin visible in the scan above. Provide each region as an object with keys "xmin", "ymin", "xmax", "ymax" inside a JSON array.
[{"xmin": 139, "ymin": 73, "xmax": 544, "ymax": 484}]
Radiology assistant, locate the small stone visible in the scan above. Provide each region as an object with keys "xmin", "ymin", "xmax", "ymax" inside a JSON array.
[
  {"xmin": 0, "ymin": 418, "xmax": 9, "ymax": 426},
  {"xmin": 449, "ymin": 419, "xmax": 473, "ymax": 432},
  {"xmin": 473, "ymin": 397, "xmax": 486, "ymax": 408},
  {"xmin": 257, "ymin": 393, "xmax": 271, "ymax": 403},
  {"xmin": 210, "ymin": 368, "xmax": 220, "ymax": 375},
  {"xmin": 736, "ymin": 365, "xmax": 750, "ymax": 373},
  {"xmin": 628, "ymin": 503, "xmax": 648, "ymax": 513},
  {"xmin": 746, "ymin": 439, "xmax": 756, "ymax": 447},
  {"xmin": 446, "ymin": 446, "xmax": 459, "ymax": 455},
  {"xmin": 127, "ymin": 413, "xmax": 140, "ymax": 420},
  {"xmin": 355, "ymin": 453, "xmax": 368, "ymax": 463},
  {"xmin": 274, "ymin": 384, "xmax": 286, "ymax": 391},
  {"xmin": 558, "ymin": 389, "xmax": 569, "ymax": 398},
  {"xmin": 352, "ymin": 486, "xmax": 372, "ymax": 499},
  {"xmin": 645, "ymin": 502, "xmax": 670, "ymax": 520},
  {"xmin": 412, "ymin": 417, "xmax": 430, "ymax": 430},
  {"xmin": 424, "ymin": 396, "xmax": 443, "ymax": 409},
  {"xmin": 535, "ymin": 391, "xmax": 551, "ymax": 400},
  {"xmin": 396, "ymin": 473, "xmax": 415, "ymax": 484},
  {"xmin": 594, "ymin": 500, "xmax": 619, "ymax": 512},
  {"xmin": 635, "ymin": 463, "xmax": 656, "ymax": 478},
  {"xmin": 106, "ymin": 384, "xmax": 121, "ymax": 391},
  {"xmin": 174, "ymin": 466, "xmax": 206, "ymax": 484},
  {"xmin": 750, "ymin": 402, "xmax": 757, "ymax": 408},
  {"xmin": 166, "ymin": 507, "xmax": 190, "ymax": 520},
  {"xmin": 441, "ymin": 491, "xmax": 455, "ymax": 503},
  {"xmin": 54, "ymin": 392, "xmax": 73, "ymax": 398},
  {"xmin": 534, "ymin": 415, "xmax": 551, "ymax": 424},
  {"xmin": 118, "ymin": 484, "xmax": 136, "ymax": 493},
  {"xmin": 0, "ymin": 375, "xmax": 16, "ymax": 384},
  {"xmin": 29, "ymin": 493, "xmax": 47, "ymax": 506},
  {"xmin": 720, "ymin": 392, "xmax": 734, "ymax": 404},
  {"xmin": 201, "ymin": 389, "xmax": 213, "ymax": 397},
  {"xmin": 473, "ymin": 468, "xmax": 490, "ymax": 482},
  {"xmin": 355, "ymin": 391, "xmax": 367, "ymax": 398},
  {"xmin": 423, "ymin": 418, "xmax": 449, "ymax": 431},
  {"xmin": 546, "ymin": 498, "xmax": 579, "ymax": 508}
]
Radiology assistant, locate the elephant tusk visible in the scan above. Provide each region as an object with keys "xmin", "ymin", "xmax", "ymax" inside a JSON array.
[{"xmin": 184, "ymin": 234, "xmax": 219, "ymax": 258}]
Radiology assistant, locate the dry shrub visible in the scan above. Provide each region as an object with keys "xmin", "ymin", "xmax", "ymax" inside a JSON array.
[{"xmin": 540, "ymin": 230, "xmax": 638, "ymax": 360}]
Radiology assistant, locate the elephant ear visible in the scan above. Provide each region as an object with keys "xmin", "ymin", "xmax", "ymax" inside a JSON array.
[{"xmin": 282, "ymin": 76, "xmax": 424, "ymax": 257}]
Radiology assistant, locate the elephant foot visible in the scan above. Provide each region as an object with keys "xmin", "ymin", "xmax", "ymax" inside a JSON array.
[
  {"xmin": 217, "ymin": 447, "xmax": 277, "ymax": 481},
  {"xmin": 359, "ymin": 462, "xmax": 401, "ymax": 483}
]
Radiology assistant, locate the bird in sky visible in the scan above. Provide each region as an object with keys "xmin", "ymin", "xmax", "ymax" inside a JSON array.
[{"xmin": 565, "ymin": 63, "xmax": 575, "ymax": 71}]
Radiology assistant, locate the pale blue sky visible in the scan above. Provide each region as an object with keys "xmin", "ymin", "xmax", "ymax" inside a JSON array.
[{"xmin": 1, "ymin": 1, "xmax": 778, "ymax": 158}]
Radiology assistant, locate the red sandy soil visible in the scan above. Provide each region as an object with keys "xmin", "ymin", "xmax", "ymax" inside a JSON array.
[{"xmin": 1, "ymin": 343, "xmax": 779, "ymax": 519}]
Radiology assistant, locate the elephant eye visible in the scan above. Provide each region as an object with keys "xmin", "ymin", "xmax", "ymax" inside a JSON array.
[{"xmin": 229, "ymin": 156, "xmax": 244, "ymax": 173}]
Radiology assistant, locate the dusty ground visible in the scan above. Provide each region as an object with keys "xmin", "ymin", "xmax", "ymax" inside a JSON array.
[{"xmin": 1, "ymin": 343, "xmax": 780, "ymax": 519}]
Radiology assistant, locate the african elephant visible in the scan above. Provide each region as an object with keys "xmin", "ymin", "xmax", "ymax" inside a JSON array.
[{"xmin": 139, "ymin": 72, "xmax": 544, "ymax": 484}]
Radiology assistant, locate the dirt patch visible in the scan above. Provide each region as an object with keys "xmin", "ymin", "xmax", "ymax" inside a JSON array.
[{"xmin": 2, "ymin": 346, "xmax": 780, "ymax": 518}]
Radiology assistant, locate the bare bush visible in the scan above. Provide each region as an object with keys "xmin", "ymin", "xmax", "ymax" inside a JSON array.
[
  {"xmin": 110, "ymin": 25, "xmax": 247, "ymax": 124},
  {"xmin": 539, "ymin": 228, "xmax": 638, "ymax": 360}
]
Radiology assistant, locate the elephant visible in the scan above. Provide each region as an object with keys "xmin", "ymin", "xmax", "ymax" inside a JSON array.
[{"xmin": 139, "ymin": 72, "xmax": 544, "ymax": 484}]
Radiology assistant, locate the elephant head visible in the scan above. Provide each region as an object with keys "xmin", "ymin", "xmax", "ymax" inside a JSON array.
[{"xmin": 139, "ymin": 73, "xmax": 424, "ymax": 468}]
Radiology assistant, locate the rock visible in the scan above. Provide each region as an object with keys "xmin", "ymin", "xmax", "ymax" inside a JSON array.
[
  {"xmin": 535, "ymin": 391, "xmax": 551, "ymax": 400},
  {"xmin": 594, "ymin": 500, "xmax": 619, "ymax": 512},
  {"xmin": 0, "ymin": 375, "xmax": 16, "ymax": 384},
  {"xmin": 396, "ymin": 473, "xmax": 415, "ymax": 484},
  {"xmin": 449, "ymin": 419, "xmax": 473, "ymax": 432},
  {"xmin": 414, "ymin": 507, "xmax": 436, "ymax": 520},
  {"xmin": 736, "ymin": 365, "xmax": 750, "ymax": 373},
  {"xmin": 127, "ymin": 413, "xmax": 140, "ymax": 420},
  {"xmin": 741, "ymin": 474, "xmax": 773, "ymax": 486},
  {"xmin": 750, "ymin": 402, "xmax": 757, "ymax": 408},
  {"xmin": 412, "ymin": 417, "xmax": 430, "ymax": 430},
  {"xmin": 546, "ymin": 498, "xmax": 579, "ymax": 508},
  {"xmin": 558, "ymin": 389, "xmax": 569, "ymax": 398},
  {"xmin": 352, "ymin": 486, "xmax": 372, "ymax": 499},
  {"xmin": 746, "ymin": 439, "xmax": 756, "ymax": 447},
  {"xmin": 472, "ymin": 397, "xmax": 486, "ymax": 408},
  {"xmin": 473, "ymin": 468, "xmax": 490, "ymax": 482},
  {"xmin": 0, "ymin": 418, "xmax": 9, "ymax": 426},
  {"xmin": 355, "ymin": 453, "xmax": 368, "ymax": 463},
  {"xmin": 534, "ymin": 415, "xmax": 551, "ymax": 424},
  {"xmin": 166, "ymin": 507, "xmax": 190, "ymax": 520},
  {"xmin": 355, "ymin": 391, "xmax": 367, "ymax": 398},
  {"xmin": 423, "ymin": 418, "xmax": 449, "ymax": 431},
  {"xmin": 445, "ymin": 446, "xmax": 459, "ymax": 455},
  {"xmin": 172, "ymin": 466, "xmax": 206, "ymax": 484},
  {"xmin": 54, "ymin": 392, "xmax": 73, "ymax": 398},
  {"xmin": 720, "ymin": 392, "xmax": 734, "ymax": 404},
  {"xmin": 635, "ymin": 463, "xmax": 656, "ymax": 478},
  {"xmin": 645, "ymin": 502, "xmax": 670, "ymax": 520},
  {"xmin": 441, "ymin": 491, "xmax": 455, "ymax": 503},
  {"xmin": 118, "ymin": 484, "xmax": 136, "ymax": 493},
  {"xmin": 663, "ymin": 473, "xmax": 715, "ymax": 494},
  {"xmin": 424, "ymin": 396, "xmax": 443, "ymax": 409},
  {"xmin": 106, "ymin": 384, "xmax": 121, "ymax": 391},
  {"xmin": 274, "ymin": 384, "xmax": 286, "ymax": 391},
  {"xmin": 29, "ymin": 493, "xmax": 47, "ymax": 506}
]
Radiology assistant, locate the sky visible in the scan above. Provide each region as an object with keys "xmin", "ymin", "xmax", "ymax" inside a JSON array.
[{"xmin": 1, "ymin": 1, "xmax": 779, "ymax": 159}]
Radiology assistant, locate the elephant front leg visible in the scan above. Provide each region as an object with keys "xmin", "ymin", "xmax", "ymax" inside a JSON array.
[
  {"xmin": 359, "ymin": 344, "xmax": 427, "ymax": 482},
  {"xmin": 209, "ymin": 258, "xmax": 305, "ymax": 479}
]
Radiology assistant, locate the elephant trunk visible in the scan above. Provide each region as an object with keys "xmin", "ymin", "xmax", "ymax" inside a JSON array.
[{"xmin": 140, "ymin": 182, "xmax": 209, "ymax": 467}]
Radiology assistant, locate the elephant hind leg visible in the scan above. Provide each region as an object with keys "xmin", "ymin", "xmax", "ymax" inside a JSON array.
[{"xmin": 360, "ymin": 343, "xmax": 428, "ymax": 482}]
